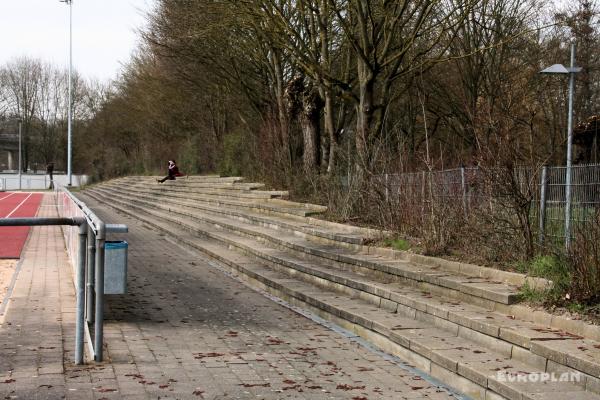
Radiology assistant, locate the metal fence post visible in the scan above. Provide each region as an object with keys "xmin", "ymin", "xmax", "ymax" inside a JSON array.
[
  {"xmin": 539, "ymin": 166, "xmax": 548, "ymax": 246},
  {"xmin": 86, "ymin": 226, "xmax": 96, "ymax": 323},
  {"xmin": 421, "ymin": 171, "xmax": 426, "ymax": 221},
  {"xmin": 461, "ymin": 167, "xmax": 467, "ymax": 216},
  {"xmin": 94, "ymin": 221, "xmax": 106, "ymax": 362},
  {"xmin": 385, "ymin": 173, "xmax": 389, "ymax": 202},
  {"xmin": 75, "ymin": 223, "xmax": 87, "ymax": 364},
  {"xmin": 564, "ymin": 164, "xmax": 573, "ymax": 250}
]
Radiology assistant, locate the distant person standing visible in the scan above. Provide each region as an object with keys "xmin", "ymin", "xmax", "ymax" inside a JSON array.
[
  {"xmin": 157, "ymin": 159, "xmax": 184, "ymax": 183},
  {"xmin": 46, "ymin": 162, "xmax": 54, "ymax": 189}
]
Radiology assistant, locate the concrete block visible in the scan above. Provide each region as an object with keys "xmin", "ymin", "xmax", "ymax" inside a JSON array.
[
  {"xmin": 458, "ymin": 326, "xmax": 513, "ymax": 358},
  {"xmin": 524, "ymin": 392, "xmax": 599, "ymax": 400},
  {"xmin": 379, "ymin": 298, "xmax": 398, "ymax": 312},
  {"xmin": 511, "ymin": 346, "xmax": 547, "ymax": 371},
  {"xmin": 586, "ymin": 374, "xmax": 600, "ymax": 394},
  {"xmin": 485, "ymin": 389, "xmax": 509, "ymax": 400},
  {"xmin": 499, "ymin": 323, "xmax": 568, "ymax": 349},
  {"xmin": 430, "ymin": 363, "xmax": 486, "ymax": 400},
  {"xmin": 532, "ymin": 339, "xmax": 600, "ymax": 378},
  {"xmin": 395, "ymin": 302, "xmax": 417, "ymax": 319}
]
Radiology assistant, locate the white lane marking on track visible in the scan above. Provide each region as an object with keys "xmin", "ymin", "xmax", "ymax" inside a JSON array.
[
  {"xmin": 5, "ymin": 193, "xmax": 33, "ymax": 218},
  {"xmin": 0, "ymin": 192, "xmax": 15, "ymax": 201}
]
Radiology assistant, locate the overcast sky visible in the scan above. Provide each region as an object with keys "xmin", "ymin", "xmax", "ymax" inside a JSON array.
[
  {"xmin": 0, "ymin": 0, "xmax": 575, "ymax": 83},
  {"xmin": 0, "ymin": 0, "xmax": 156, "ymax": 82}
]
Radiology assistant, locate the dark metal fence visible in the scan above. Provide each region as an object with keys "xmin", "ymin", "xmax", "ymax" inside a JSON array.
[{"xmin": 377, "ymin": 164, "xmax": 600, "ymax": 248}]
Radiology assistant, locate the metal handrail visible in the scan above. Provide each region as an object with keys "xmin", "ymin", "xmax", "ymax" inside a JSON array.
[
  {"xmin": 1, "ymin": 186, "xmax": 128, "ymax": 364},
  {"xmin": 61, "ymin": 188, "xmax": 104, "ymax": 237}
]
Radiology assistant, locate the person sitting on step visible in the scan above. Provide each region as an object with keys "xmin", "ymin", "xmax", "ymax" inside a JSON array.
[{"xmin": 157, "ymin": 159, "xmax": 185, "ymax": 183}]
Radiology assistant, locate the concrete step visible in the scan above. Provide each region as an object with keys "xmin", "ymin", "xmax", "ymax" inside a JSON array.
[
  {"xmin": 114, "ymin": 177, "xmax": 321, "ymax": 209},
  {"xmin": 78, "ymin": 190, "xmax": 600, "ymax": 400},
  {"xmin": 115, "ymin": 178, "xmax": 287, "ymax": 199},
  {"xmin": 91, "ymin": 185, "xmax": 520, "ymax": 306},
  {"xmin": 95, "ymin": 184, "xmax": 369, "ymax": 245},
  {"xmin": 127, "ymin": 175, "xmax": 243, "ymax": 183},
  {"xmin": 120, "ymin": 177, "xmax": 267, "ymax": 191},
  {"xmin": 97, "ymin": 178, "xmax": 326, "ymax": 217},
  {"xmin": 86, "ymin": 188, "xmax": 600, "ymax": 383},
  {"xmin": 103, "ymin": 178, "xmax": 548, "ymax": 291}
]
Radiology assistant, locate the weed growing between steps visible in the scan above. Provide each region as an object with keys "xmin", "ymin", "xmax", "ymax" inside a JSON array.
[
  {"xmin": 519, "ymin": 218, "xmax": 600, "ymax": 321},
  {"xmin": 382, "ymin": 237, "xmax": 411, "ymax": 251},
  {"xmin": 519, "ymin": 255, "xmax": 571, "ymax": 305}
]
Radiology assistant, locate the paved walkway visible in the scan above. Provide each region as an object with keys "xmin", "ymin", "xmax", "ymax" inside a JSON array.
[{"xmin": 0, "ymin": 193, "xmax": 461, "ymax": 399}]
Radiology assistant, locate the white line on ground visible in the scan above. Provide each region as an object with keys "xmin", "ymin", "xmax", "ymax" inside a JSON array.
[
  {"xmin": 0, "ymin": 193, "xmax": 16, "ymax": 201},
  {"xmin": 0, "ymin": 259, "xmax": 23, "ymax": 324},
  {"xmin": 5, "ymin": 193, "xmax": 33, "ymax": 218}
]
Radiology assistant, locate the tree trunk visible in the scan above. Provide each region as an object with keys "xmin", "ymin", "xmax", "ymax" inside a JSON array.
[
  {"xmin": 271, "ymin": 50, "xmax": 291, "ymax": 168},
  {"xmin": 356, "ymin": 58, "xmax": 375, "ymax": 170},
  {"xmin": 301, "ymin": 88, "xmax": 322, "ymax": 173},
  {"xmin": 324, "ymin": 89, "xmax": 337, "ymax": 173},
  {"xmin": 317, "ymin": 0, "xmax": 337, "ymax": 173}
]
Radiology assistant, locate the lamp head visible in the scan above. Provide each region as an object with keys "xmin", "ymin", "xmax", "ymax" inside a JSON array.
[{"xmin": 540, "ymin": 64, "xmax": 569, "ymax": 74}]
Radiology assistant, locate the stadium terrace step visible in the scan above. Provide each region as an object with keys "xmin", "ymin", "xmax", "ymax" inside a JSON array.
[
  {"xmin": 89, "ymin": 185, "xmax": 520, "ymax": 306},
  {"xmin": 116, "ymin": 177, "xmax": 287, "ymax": 199},
  {"xmin": 131, "ymin": 174, "xmax": 242, "ymax": 183},
  {"xmin": 93, "ymin": 185, "xmax": 368, "ymax": 245},
  {"xmin": 102, "ymin": 178, "xmax": 547, "ymax": 294},
  {"xmin": 78, "ymin": 187, "xmax": 600, "ymax": 400},
  {"xmin": 104, "ymin": 178, "xmax": 326, "ymax": 217}
]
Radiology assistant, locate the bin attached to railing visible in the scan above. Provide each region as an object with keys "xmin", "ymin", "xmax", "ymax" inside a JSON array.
[{"xmin": 104, "ymin": 241, "xmax": 128, "ymax": 294}]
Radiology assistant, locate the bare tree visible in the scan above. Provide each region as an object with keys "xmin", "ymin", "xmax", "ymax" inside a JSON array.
[{"xmin": 0, "ymin": 57, "xmax": 42, "ymax": 171}]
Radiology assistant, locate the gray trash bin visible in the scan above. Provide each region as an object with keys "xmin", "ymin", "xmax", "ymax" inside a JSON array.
[{"xmin": 104, "ymin": 241, "xmax": 128, "ymax": 294}]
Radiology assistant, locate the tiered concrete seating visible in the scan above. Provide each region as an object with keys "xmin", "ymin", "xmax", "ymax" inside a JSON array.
[{"xmin": 80, "ymin": 175, "xmax": 600, "ymax": 400}]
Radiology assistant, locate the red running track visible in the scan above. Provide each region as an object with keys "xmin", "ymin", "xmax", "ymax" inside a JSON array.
[{"xmin": 0, "ymin": 192, "xmax": 43, "ymax": 259}]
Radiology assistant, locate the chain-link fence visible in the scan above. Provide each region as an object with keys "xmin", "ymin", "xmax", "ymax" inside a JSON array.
[{"xmin": 376, "ymin": 164, "xmax": 600, "ymax": 248}]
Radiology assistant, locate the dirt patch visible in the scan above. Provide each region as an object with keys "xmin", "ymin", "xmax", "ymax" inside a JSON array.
[{"xmin": 0, "ymin": 260, "xmax": 16, "ymax": 305}]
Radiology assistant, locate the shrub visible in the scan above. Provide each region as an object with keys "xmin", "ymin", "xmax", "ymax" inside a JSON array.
[
  {"xmin": 567, "ymin": 213, "xmax": 600, "ymax": 305},
  {"xmin": 218, "ymin": 132, "xmax": 246, "ymax": 177}
]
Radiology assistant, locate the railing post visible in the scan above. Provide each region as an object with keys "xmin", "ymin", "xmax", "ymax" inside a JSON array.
[
  {"xmin": 539, "ymin": 166, "xmax": 548, "ymax": 246},
  {"xmin": 94, "ymin": 221, "xmax": 106, "ymax": 362},
  {"xmin": 86, "ymin": 225, "xmax": 96, "ymax": 323},
  {"xmin": 75, "ymin": 223, "xmax": 87, "ymax": 364}
]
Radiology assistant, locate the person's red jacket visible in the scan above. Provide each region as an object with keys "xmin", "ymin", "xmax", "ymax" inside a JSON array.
[{"xmin": 169, "ymin": 164, "xmax": 184, "ymax": 177}]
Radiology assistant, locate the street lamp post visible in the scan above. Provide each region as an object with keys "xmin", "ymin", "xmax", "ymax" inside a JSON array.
[
  {"xmin": 18, "ymin": 119, "xmax": 22, "ymax": 190},
  {"xmin": 540, "ymin": 38, "xmax": 582, "ymax": 250},
  {"xmin": 60, "ymin": 0, "xmax": 73, "ymax": 186}
]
